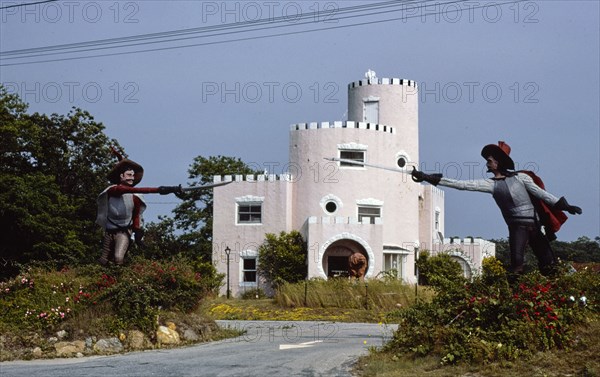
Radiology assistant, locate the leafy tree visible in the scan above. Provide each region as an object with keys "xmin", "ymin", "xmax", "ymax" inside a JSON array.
[
  {"xmin": 172, "ymin": 156, "xmax": 258, "ymax": 261},
  {"xmin": 492, "ymin": 236, "xmax": 600, "ymax": 273},
  {"xmin": 0, "ymin": 86, "xmax": 120, "ymax": 276},
  {"xmin": 416, "ymin": 251, "xmax": 464, "ymax": 287},
  {"xmin": 257, "ymin": 231, "xmax": 307, "ymax": 289}
]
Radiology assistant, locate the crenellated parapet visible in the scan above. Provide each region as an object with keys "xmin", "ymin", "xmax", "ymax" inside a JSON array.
[
  {"xmin": 213, "ymin": 174, "xmax": 293, "ymax": 183},
  {"xmin": 307, "ymin": 216, "xmax": 383, "ymax": 225},
  {"xmin": 290, "ymin": 120, "xmax": 394, "ymax": 134},
  {"xmin": 348, "ymin": 77, "xmax": 418, "ymax": 89}
]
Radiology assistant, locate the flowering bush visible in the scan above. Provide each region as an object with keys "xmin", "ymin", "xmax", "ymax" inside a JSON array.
[
  {"xmin": 385, "ymin": 258, "xmax": 597, "ymax": 364},
  {"xmin": 0, "ymin": 257, "xmax": 223, "ymax": 335},
  {"xmin": 0, "ymin": 267, "xmax": 94, "ymax": 333}
]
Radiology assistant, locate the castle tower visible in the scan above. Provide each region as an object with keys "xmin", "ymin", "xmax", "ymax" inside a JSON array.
[
  {"xmin": 289, "ymin": 72, "xmax": 421, "ymax": 281},
  {"xmin": 212, "ymin": 72, "xmax": 492, "ymax": 297}
]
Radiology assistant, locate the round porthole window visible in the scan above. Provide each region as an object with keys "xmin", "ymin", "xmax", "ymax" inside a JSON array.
[
  {"xmin": 320, "ymin": 194, "xmax": 342, "ymax": 215},
  {"xmin": 325, "ymin": 201, "xmax": 337, "ymax": 213},
  {"xmin": 397, "ymin": 157, "xmax": 407, "ymax": 168}
]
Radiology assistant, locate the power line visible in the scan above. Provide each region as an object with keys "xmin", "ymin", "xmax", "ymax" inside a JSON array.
[
  {"xmin": 0, "ymin": 0, "xmax": 58, "ymax": 10},
  {"xmin": 0, "ymin": 0, "xmax": 527, "ymax": 67},
  {"xmin": 1, "ymin": 0, "xmax": 423, "ymax": 57}
]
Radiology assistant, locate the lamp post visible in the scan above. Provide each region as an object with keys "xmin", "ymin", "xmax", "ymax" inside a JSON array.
[{"xmin": 225, "ymin": 246, "xmax": 231, "ymax": 299}]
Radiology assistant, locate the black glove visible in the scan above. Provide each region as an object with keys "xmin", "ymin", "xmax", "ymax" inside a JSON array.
[
  {"xmin": 158, "ymin": 185, "xmax": 183, "ymax": 195},
  {"xmin": 411, "ymin": 167, "xmax": 442, "ymax": 186},
  {"xmin": 554, "ymin": 197, "xmax": 582, "ymax": 215},
  {"xmin": 134, "ymin": 229, "xmax": 145, "ymax": 248}
]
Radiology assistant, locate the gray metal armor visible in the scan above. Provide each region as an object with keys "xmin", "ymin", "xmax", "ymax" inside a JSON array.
[{"xmin": 492, "ymin": 176, "xmax": 535, "ymax": 225}]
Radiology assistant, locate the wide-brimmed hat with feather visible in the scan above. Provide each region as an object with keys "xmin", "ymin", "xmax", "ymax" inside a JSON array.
[
  {"xmin": 481, "ymin": 141, "xmax": 515, "ymax": 171},
  {"xmin": 107, "ymin": 146, "xmax": 144, "ymax": 186}
]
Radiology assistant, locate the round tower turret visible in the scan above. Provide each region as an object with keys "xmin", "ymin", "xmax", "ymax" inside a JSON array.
[{"xmin": 289, "ymin": 72, "xmax": 421, "ymax": 279}]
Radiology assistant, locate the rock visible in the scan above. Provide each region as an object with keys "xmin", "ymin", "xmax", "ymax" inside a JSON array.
[
  {"xmin": 55, "ymin": 341, "xmax": 85, "ymax": 357},
  {"xmin": 56, "ymin": 330, "xmax": 68, "ymax": 340},
  {"xmin": 182, "ymin": 329, "xmax": 199, "ymax": 342},
  {"xmin": 93, "ymin": 338, "xmax": 123, "ymax": 354},
  {"xmin": 85, "ymin": 337, "xmax": 94, "ymax": 349},
  {"xmin": 166, "ymin": 321, "xmax": 177, "ymax": 331},
  {"xmin": 32, "ymin": 347, "xmax": 43, "ymax": 358},
  {"xmin": 156, "ymin": 325, "xmax": 180, "ymax": 345},
  {"xmin": 48, "ymin": 337, "xmax": 58, "ymax": 344},
  {"xmin": 126, "ymin": 330, "xmax": 151, "ymax": 350},
  {"xmin": 76, "ymin": 352, "xmax": 84, "ymax": 358}
]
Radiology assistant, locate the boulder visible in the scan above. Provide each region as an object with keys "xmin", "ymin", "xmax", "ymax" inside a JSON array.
[
  {"xmin": 126, "ymin": 330, "xmax": 152, "ymax": 350},
  {"xmin": 56, "ymin": 330, "xmax": 68, "ymax": 340},
  {"xmin": 93, "ymin": 338, "xmax": 123, "ymax": 354},
  {"xmin": 55, "ymin": 341, "xmax": 85, "ymax": 357},
  {"xmin": 156, "ymin": 325, "xmax": 180, "ymax": 345},
  {"xmin": 181, "ymin": 328, "xmax": 199, "ymax": 342}
]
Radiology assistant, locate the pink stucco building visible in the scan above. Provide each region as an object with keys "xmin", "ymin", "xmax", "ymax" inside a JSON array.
[{"xmin": 212, "ymin": 72, "xmax": 495, "ymax": 297}]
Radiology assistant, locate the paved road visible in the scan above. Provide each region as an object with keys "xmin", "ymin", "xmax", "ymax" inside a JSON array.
[{"xmin": 0, "ymin": 321, "xmax": 397, "ymax": 377}]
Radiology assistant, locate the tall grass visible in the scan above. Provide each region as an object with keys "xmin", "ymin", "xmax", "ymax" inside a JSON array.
[{"xmin": 275, "ymin": 278, "xmax": 434, "ymax": 310}]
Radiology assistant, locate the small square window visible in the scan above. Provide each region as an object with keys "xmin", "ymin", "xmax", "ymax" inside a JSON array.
[
  {"xmin": 238, "ymin": 204, "xmax": 262, "ymax": 224},
  {"xmin": 358, "ymin": 206, "xmax": 381, "ymax": 224},
  {"xmin": 339, "ymin": 150, "xmax": 365, "ymax": 167}
]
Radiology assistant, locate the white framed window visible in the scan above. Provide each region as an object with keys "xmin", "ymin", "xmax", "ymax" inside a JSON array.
[
  {"xmin": 435, "ymin": 210, "xmax": 440, "ymax": 231},
  {"xmin": 339, "ymin": 150, "xmax": 365, "ymax": 167},
  {"xmin": 358, "ymin": 206, "xmax": 381, "ymax": 224},
  {"xmin": 239, "ymin": 249, "xmax": 258, "ymax": 287},
  {"xmin": 383, "ymin": 253, "xmax": 405, "ymax": 279},
  {"xmin": 242, "ymin": 257, "xmax": 257, "ymax": 284},
  {"xmin": 237, "ymin": 203, "xmax": 262, "ymax": 224},
  {"xmin": 320, "ymin": 194, "xmax": 343, "ymax": 215}
]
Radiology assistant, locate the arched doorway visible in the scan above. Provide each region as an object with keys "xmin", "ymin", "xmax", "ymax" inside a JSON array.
[{"xmin": 323, "ymin": 239, "xmax": 368, "ymax": 278}]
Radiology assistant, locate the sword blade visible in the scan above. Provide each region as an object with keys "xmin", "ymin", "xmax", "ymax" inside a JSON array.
[
  {"xmin": 324, "ymin": 158, "xmax": 413, "ymax": 174},
  {"xmin": 181, "ymin": 181, "xmax": 232, "ymax": 191}
]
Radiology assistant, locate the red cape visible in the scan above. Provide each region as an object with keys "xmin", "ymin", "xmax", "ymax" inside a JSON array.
[{"xmin": 519, "ymin": 171, "xmax": 568, "ymax": 234}]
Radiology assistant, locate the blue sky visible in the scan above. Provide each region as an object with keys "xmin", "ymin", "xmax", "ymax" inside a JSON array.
[{"xmin": 1, "ymin": 0, "xmax": 598, "ymax": 241}]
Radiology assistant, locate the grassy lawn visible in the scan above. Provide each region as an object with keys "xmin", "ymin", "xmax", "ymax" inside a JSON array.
[{"xmin": 199, "ymin": 297, "xmax": 386, "ymax": 322}]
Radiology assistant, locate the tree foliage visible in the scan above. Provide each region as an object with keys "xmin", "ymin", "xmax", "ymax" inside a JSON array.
[
  {"xmin": 257, "ymin": 231, "xmax": 307, "ymax": 289},
  {"xmin": 492, "ymin": 236, "xmax": 600, "ymax": 273},
  {"xmin": 0, "ymin": 86, "xmax": 120, "ymax": 276},
  {"xmin": 172, "ymin": 156, "xmax": 258, "ymax": 261},
  {"xmin": 416, "ymin": 251, "xmax": 465, "ymax": 287}
]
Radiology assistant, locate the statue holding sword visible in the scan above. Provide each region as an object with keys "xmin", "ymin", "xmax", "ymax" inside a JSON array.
[
  {"xmin": 329, "ymin": 140, "xmax": 582, "ymax": 278},
  {"xmin": 411, "ymin": 141, "xmax": 582, "ymax": 278},
  {"xmin": 95, "ymin": 148, "xmax": 228, "ymax": 265}
]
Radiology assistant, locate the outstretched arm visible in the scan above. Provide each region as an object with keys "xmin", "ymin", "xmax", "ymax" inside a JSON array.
[
  {"xmin": 412, "ymin": 168, "xmax": 494, "ymax": 193},
  {"xmin": 518, "ymin": 173, "xmax": 582, "ymax": 215},
  {"xmin": 517, "ymin": 173, "xmax": 559, "ymax": 205},
  {"xmin": 107, "ymin": 185, "xmax": 183, "ymax": 196},
  {"xmin": 437, "ymin": 177, "xmax": 495, "ymax": 193}
]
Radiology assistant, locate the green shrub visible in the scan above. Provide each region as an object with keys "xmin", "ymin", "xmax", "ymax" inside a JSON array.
[
  {"xmin": 416, "ymin": 251, "xmax": 465, "ymax": 287},
  {"xmin": 385, "ymin": 261, "xmax": 598, "ymax": 364},
  {"xmin": 0, "ymin": 257, "xmax": 222, "ymax": 336},
  {"xmin": 257, "ymin": 231, "xmax": 307, "ymax": 289}
]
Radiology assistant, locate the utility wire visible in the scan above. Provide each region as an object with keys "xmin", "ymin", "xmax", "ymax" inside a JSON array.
[
  {"xmin": 1, "ymin": 0, "xmax": 425, "ymax": 57},
  {"xmin": 1, "ymin": 0, "xmax": 527, "ymax": 67},
  {"xmin": 0, "ymin": 0, "xmax": 57, "ymax": 10}
]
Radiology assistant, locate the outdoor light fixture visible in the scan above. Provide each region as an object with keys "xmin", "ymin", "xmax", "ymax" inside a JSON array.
[{"xmin": 225, "ymin": 246, "xmax": 231, "ymax": 299}]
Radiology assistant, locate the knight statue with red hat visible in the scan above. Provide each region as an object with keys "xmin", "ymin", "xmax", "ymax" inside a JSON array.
[
  {"xmin": 95, "ymin": 148, "xmax": 183, "ymax": 265},
  {"xmin": 412, "ymin": 141, "xmax": 582, "ymax": 278}
]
